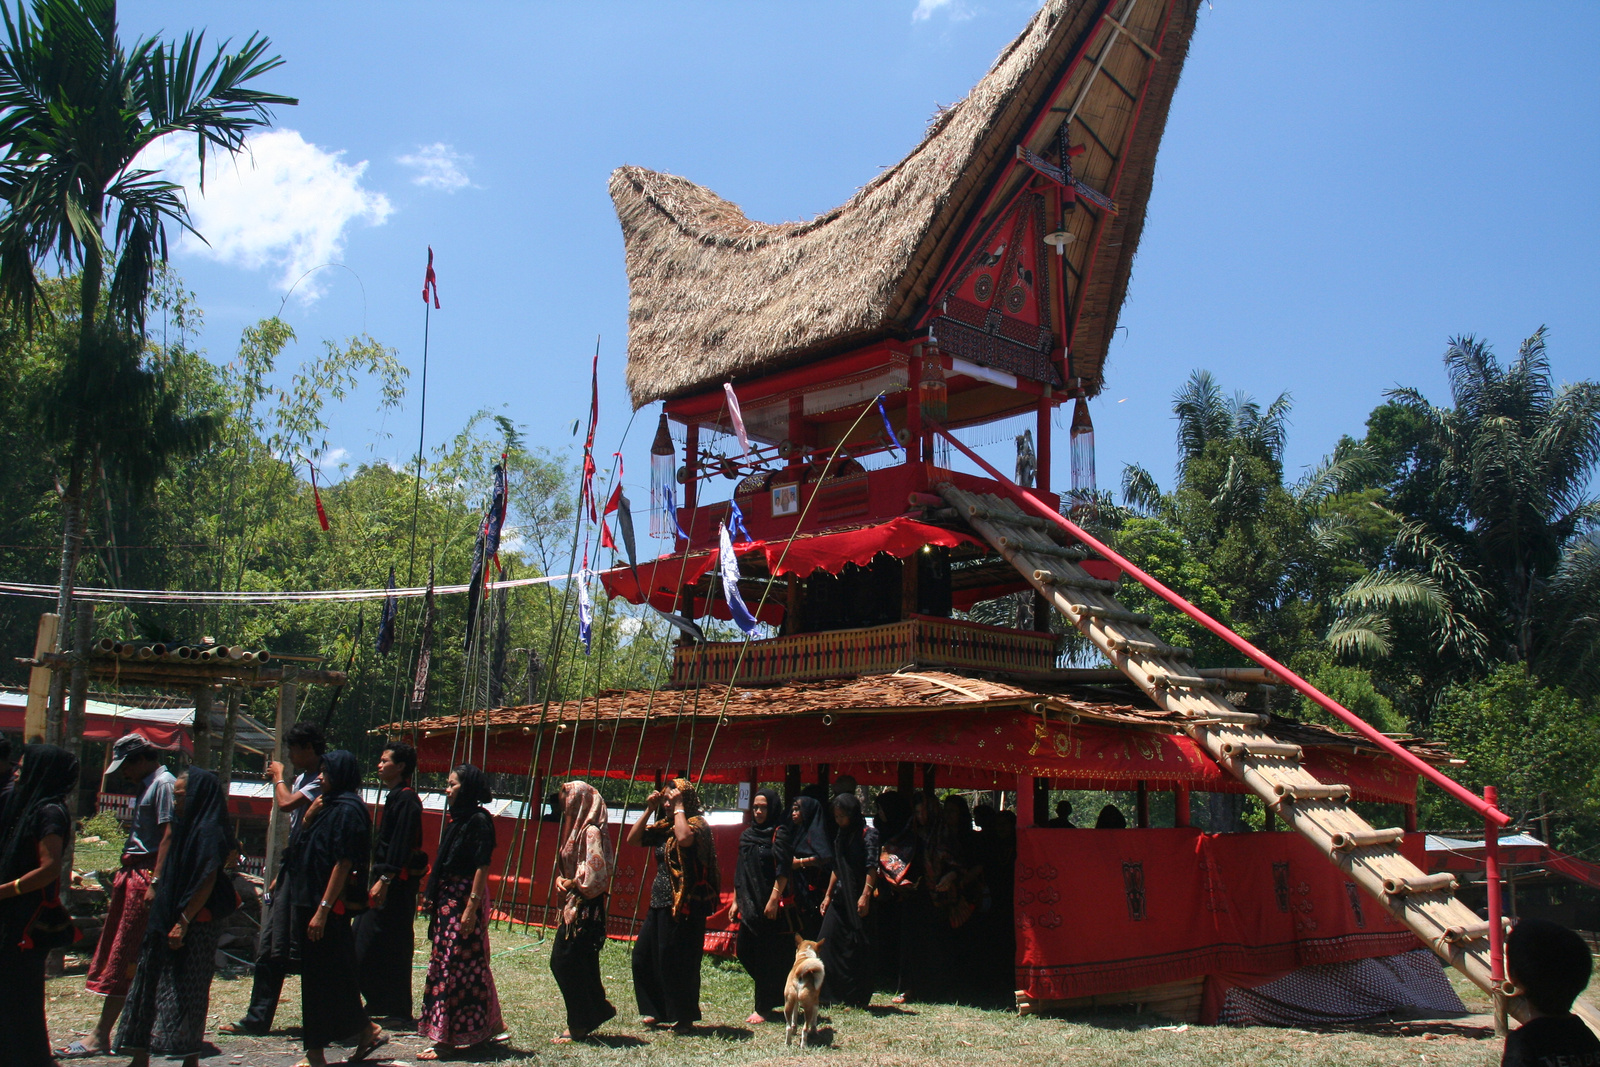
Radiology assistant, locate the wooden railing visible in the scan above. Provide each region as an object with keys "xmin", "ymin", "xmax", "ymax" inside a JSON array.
[{"xmin": 670, "ymin": 614, "xmax": 1056, "ymax": 686}]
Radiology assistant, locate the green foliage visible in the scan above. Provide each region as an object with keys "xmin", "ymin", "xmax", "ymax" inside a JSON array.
[
  {"xmin": 1297, "ymin": 664, "xmax": 1406, "ymax": 734},
  {"xmin": 1429, "ymin": 665, "xmax": 1600, "ymax": 850}
]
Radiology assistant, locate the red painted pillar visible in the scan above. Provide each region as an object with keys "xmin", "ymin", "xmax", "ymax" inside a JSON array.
[
  {"xmin": 1174, "ymin": 785, "xmax": 1191, "ymax": 828},
  {"xmin": 1036, "ymin": 391, "xmax": 1052, "ymax": 493},
  {"xmin": 907, "ymin": 346, "xmax": 924, "ymax": 467},
  {"xmin": 1486, "ymin": 784, "xmax": 1504, "ymax": 984}
]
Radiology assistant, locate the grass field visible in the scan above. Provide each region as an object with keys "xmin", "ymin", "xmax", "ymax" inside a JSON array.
[{"xmin": 43, "ymin": 916, "xmax": 1516, "ymax": 1067}]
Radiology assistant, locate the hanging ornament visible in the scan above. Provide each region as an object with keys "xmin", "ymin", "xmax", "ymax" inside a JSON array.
[
  {"xmin": 649, "ymin": 411, "xmax": 676, "ymax": 539},
  {"xmin": 1069, "ymin": 393, "xmax": 1097, "ymax": 518},
  {"xmin": 919, "ymin": 352, "xmax": 948, "ymax": 425}
]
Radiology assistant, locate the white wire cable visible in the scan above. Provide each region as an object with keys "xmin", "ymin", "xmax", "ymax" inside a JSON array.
[{"xmin": 0, "ymin": 571, "xmax": 579, "ymax": 605}]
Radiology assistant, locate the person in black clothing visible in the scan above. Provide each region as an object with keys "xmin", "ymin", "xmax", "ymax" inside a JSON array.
[
  {"xmin": 288, "ymin": 750, "xmax": 384, "ymax": 1066},
  {"xmin": 116, "ymin": 769, "xmax": 238, "ymax": 1067},
  {"xmin": 355, "ymin": 742, "xmax": 425, "ymax": 1023},
  {"xmin": 1048, "ymin": 800, "xmax": 1075, "ymax": 828},
  {"xmin": 1094, "ymin": 803, "xmax": 1127, "ymax": 829},
  {"xmin": 549, "ymin": 780, "xmax": 616, "ymax": 1042},
  {"xmin": 627, "ymin": 777, "xmax": 718, "ymax": 1033},
  {"xmin": 788, "ymin": 795, "xmax": 833, "ymax": 940},
  {"xmin": 1502, "ymin": 918, "xmax": 1600, "ymax": 1067},
  {"xmin": 818, "ymin": 792, "xmax": 878, "ymax": 1008},
  {"xmin": 0, "ymin": 744, "xmax": 77, "ymax": 1066},
  {"xmin": 732, "ymin": 788, "xmax": 792, "ymax": 1025},
  {"xmin": 419, "ymin": 764, "xmax": 505, "ymax": 1056},
  {"xmin": 871, "ymin": 791, "xmax": 910, "ymax": 991}
]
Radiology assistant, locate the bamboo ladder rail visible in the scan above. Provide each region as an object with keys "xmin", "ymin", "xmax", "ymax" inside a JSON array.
[{"xmin": 936, "ymin": 482, "xmax": 1523, "ymax": 1018}]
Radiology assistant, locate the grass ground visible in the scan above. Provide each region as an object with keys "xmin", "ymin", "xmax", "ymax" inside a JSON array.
[{"xmin": 45, "ymin": 916, "xmax": 1516, "ymax": 1067}]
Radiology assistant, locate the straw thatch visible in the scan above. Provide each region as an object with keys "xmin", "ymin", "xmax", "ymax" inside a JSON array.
[{"xmin": 615, "ymin": 0, "xmax": 1202, "ymax": 407}]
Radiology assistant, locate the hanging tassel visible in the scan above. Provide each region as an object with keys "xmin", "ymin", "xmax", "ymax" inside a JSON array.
[
  {"xmin": 650, "ymin": 411, "xmax": 676, "ymax": 539},
  {"xmin": 919, "ymin": 355, "xmax": 948, "ymax": 424},
  {"xmin": 1070, "ymin": 394, "xmax": 1096, "ymax": 517},
  {"xmin": 309, "ymin": 465, "xmax": 330, "ymax": 532}
]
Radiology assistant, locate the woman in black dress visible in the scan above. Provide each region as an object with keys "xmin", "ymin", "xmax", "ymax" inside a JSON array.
[
  {"xmin": 288, "ymin": 749, "xmax": 384, "ymax": 1065},
  {"xmin": 116, "ymin": 768, "xmax": 237, "ymax": 1067},
  {"xmin": 627, "ymin": 777, "xmax": 718, "ymax": 1033},
  {"xmin": 787, "ymin": 795, "xmax": 833, "ymax": 940},
  {"xmin": 355, "ymin": 742, "xmax": 426, "ymax": 1022},
  {"xmin": 818, "ymin": 792, "xmax": 877, "ymax": 1008},
  {"xmin": 732, "ymin": 787, "xmax": 791, "ymax": 1025},
  {"xmin": 0, "ymin": 744, "xmax": 77, "ymax": 1066}
]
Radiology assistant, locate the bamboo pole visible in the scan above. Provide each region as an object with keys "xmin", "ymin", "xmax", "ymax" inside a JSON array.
[
  {"xmin": 191, "ymin": 684, "xmax": 214, "ymax": 770},
  {"xmin": 218, "ymin": 687, "xmax": 241, "ymax": 790}
]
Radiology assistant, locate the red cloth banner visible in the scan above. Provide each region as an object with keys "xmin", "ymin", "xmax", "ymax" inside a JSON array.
[
  {"xmin": 1014, "ymin": 827, "xmax": 1425, "ymax": 1001},
  {"xmin": 413, "ymin": 709, "xmax": 1419, "ymax": 804}
]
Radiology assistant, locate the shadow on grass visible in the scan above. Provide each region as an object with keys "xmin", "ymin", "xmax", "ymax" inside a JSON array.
[
  {"xmin": 672, "ymin": 1024, "xmax": 755, "ymax": 1041},
  {"xmin": 577, "ymin": 1033, "xmax": 649, "ymax": 1048},
  {"xmin": 865, "ymin": 1004, "xmax": 919, "ymax": 1017}
]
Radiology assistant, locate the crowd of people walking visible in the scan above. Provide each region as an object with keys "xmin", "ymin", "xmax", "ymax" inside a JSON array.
[{"xmin": 0, "ymin": 730, "xmax": 1029, "ymax": 1065}]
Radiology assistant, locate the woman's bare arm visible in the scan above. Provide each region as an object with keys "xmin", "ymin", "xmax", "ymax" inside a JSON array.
[{"xmin": 0, "ymin": 834, "xmax": 64, "ymax": 900}]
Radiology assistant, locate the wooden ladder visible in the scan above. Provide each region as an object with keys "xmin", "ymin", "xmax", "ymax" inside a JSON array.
[{"xmin": 940, "ymin": 483, "xmax": 1514, "ymax": 1007}]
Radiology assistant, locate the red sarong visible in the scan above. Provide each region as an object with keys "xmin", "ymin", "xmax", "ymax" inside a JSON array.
[{"xmin": 85, "ymin": 866, "xmax": 155, "ymax": 997}]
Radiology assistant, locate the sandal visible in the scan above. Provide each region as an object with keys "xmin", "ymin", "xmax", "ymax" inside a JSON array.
[
  {"xmin": 416, "ymin": 1049, "xmax": 441, "ymax": 1062},
  {"xmin": 350, "ymin": 1029, "xmax": 388, "ymax": 1062},
  {"xmin": 56, "ymin": 1041, "xmax": 104, "ymax": 1059},
  {"xmin": 217, "ymin": 1022, "xmax": 266, "ymax": 1036}
]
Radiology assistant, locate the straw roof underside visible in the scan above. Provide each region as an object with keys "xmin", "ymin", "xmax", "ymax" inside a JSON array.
[{"xmin": 615, "ymin": 0, "xmax": 1202, "ymax": 407}]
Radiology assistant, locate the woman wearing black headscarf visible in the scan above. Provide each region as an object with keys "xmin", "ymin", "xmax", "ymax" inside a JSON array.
[
  {"xmin": 870, "ymin": 791, "xmax": 909, "ymax": 990},
  {"xmin": 818, "ymin": 792, "xmax": 877, "ymax": 1008},
  {"xmin": 626, "ymin": 776, "xmax": 718, "ymax": 1033},
  {"xmin": 0, "ymin": 744, "xmax": 77, "ymax": 1066},
  {"xmin": 116, "ymin": 768, "xmax": 236, "ymax": 1067},
  {"xmin": 732, "ymin": 788, "xmax": 791, "ymax": 1024},
  {"xmin": 287, "ymin": 750, "xmax": 383, "ymax": 1066},
  {"xmin": 418, "ymin": 764, "xmax": 505, "ymax": 1058},
  {"xmin": 787, "ymin": 795, "xmax": 833, "ymax": 940}
]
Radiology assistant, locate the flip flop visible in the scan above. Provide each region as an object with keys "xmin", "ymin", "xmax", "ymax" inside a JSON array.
[
  {"xmin": 56, "ymin": 1041, "xmax": 103, "ymax": 1059},
  {"xmin": 349, "ymin": 1030, "xmax": 388, "ymax": 1063}
]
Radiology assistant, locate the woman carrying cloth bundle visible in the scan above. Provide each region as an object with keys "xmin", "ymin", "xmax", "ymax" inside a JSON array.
[
  {"xmin": 419, "ymin": 764, "xmax": 505, "ymax": 1058},
  {"xmin": 286, "ymin": 750, "xmax": 384, "ymax": 1066},
  {"xmin": 550, "ymin": 780, "xmax": 617, "ymax": 1043},
  {"xmin": 115, "ymin": 768, "xmax": 237, "ymax": 1067},
  {"xmin": 627, "ymin": 776, "xmax": 719, "ymax": 1033},
  {"xmin": 0, "ymin": 744, "xmax": 78, "ymax": 1065}
]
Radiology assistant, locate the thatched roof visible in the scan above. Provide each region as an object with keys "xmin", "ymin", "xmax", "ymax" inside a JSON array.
[{"xmin": 615, "ymin": 0, "xmax": 1202, "ymax": 408}]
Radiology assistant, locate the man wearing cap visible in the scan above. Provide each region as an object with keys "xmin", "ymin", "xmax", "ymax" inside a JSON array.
[
  {"xmin": 65, "ymin": 735, "xmax": 175, "ymax": 1057},
  {"xmin": 221, "ymin": 721, "xmax": 326, "ymax": 1036}
]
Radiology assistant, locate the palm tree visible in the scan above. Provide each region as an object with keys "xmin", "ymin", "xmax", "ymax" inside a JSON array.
[
  {"xmin": 1336, "ymin": 328, "xmax": 1600, "ymax": 694},
  {"xmin": 0, "ymin": 0, "xmax": 294, "ymax": 726}
]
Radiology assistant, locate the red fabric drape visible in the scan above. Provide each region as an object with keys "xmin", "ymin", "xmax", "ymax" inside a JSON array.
[
  {"xmin": 0, "ymin": 706, "xmax": 189, "ymax": 751},
  {"xmin": 1014, "ymin": 828, "xmax": 1426, "ymax": 1002}
]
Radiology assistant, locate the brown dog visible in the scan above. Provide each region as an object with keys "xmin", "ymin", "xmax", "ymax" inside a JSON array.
[{"xmin": 784, "ymin": 935, "xmax": 826, "ymax": 1048}]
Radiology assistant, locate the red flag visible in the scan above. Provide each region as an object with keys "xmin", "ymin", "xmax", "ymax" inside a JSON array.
[
  {"xmin": 580, "ymin": 348, "xmax": 600, "ymax": 521},
  {"xmin": 422, "ymin": 247, "xmax": 441, "ymax": 309},
  {"xmin": 599, "ymin": 481, "xmax": 623, "ymax": 549},
  {"xmin": 309, "ymin": 466, "xmax": 330, "ymax": 531}
]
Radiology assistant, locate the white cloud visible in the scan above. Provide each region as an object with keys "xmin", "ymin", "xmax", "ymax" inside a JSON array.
[
  {"xmin": 912, "ymin": 0, "xmax": 975, "ymax": 20},
  {"xmin": 397, "ymin": 142, "xmax": 473, "ymax": 193},
  {"xmin": 137, "ymin": 128, "xmax": 393, "ymax": 301}
]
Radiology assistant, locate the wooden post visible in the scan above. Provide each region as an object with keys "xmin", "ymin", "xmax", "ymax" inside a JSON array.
[
  {"xmin": 922, "ymin": 762, "xmax": 937, "ymax": 797},
  {"xmin": 1135, "ymin": 781, "xmax": 1150, "ymax": 828},
  {"xmin": 1035, "ymin": 390, "xmax": 1052, "ymax": 493},
  {"xmin": 900, "ymin": 552, "xmax": 920, "ymax": 621},
  {"xmin": 24, "ymin": 613, "xmax": 59, "ymax": 744},
  {"xmin": 1404, "ymin": 803, "xmax": 1418, "ymax": 833},
  {"xmin": 1032, "ymin": 776, "xmax": 1051, "ymax": 828},
  {"xmin": 1174, "ymin": 785, "xmax": 1191, "ymax": 828},
  {"xmin": 746, "ymin": 766, "xmax": 759, "ymax": 823},
  {"xmin": 263, "ymin": 671, "xmax": 299, "ymax": 885},
  {"xmin": 217, "ymin": 687, "xmax": 241, "ymax": 790},
  {"xmin": 784, "ymin": 765, "xmax": 802, "ymax": 809},
  {"xmin": 817, "ymin": 763, "xmax": 831, "ymax": 791},
  {"xmin": 64, "ymin": 604, "xmax": 92, "ymax": 808},
  {"xmin": 898, "ymin": 762, "xmax": 915, "ymax": 794},
  {"xmin": 191, "ymin": 684, "xmax": 214, "ymax": 770}
]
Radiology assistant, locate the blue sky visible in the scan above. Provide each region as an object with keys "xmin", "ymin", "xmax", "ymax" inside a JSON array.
[{"xmin": 122, "ymin": 1, "xmax": 1599, "ymax": 507}]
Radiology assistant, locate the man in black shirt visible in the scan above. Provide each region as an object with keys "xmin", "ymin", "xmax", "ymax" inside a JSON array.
[{"xmin": 1503, "ymin": 918, "xmax": 1600, "ymax": 1067}]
